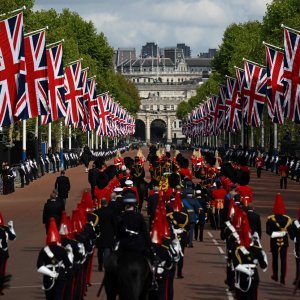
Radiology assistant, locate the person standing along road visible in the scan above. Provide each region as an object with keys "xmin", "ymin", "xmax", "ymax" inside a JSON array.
[
  {"xmin": 54, "ymin": 170, "xmax": 71, "ymax": 209},
  {"xmin": 255, "ymin": 153, "xmax": 264, "ymax": 178},
  {"xmin": 278, "ymin": 158, "xmax": 289, "ymax": 189},
  {"xmin": 0, "ymin": 212, "xmax": 16, "ymax": 296},
  {"xmin": 266, "ymin": 193, "xmax": 292, "ymax": 285}
]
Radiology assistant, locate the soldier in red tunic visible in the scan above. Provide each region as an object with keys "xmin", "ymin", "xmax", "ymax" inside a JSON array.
[
  {"xmin": 211, "ymin": 181, "xmax": 227, "ymax": 229},
  {"xmin": 113, "ymin": 150, "xmax": 124, "ymax": 170},
  {"xmin": 255, "ymin": 152, "xmax": 264, "ymax": 178}
]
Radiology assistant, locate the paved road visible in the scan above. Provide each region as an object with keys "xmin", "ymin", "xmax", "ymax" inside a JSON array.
[{"xmin": 0, "ymin": 148, "xmax": 299, "ymax": 299}]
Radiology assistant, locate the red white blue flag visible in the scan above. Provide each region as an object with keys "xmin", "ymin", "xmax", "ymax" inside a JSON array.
[
  {"xmin": 265, "ymin": 45, "xmax": 285, "ymax": 124},
  {"xmin": 243, "ymin": 61, "xmax": 267, "ymax": 127},
  {"xmin": 15, "ymin": 30, "xmax": 48, "ymax": 119},
  {"xmin": 64, "ymin": 60, "xmax": 84, "ymax": 127},
  {"xmin": 282, "ymin": 28, "xmax": 300, "ymax": 123},
  {"xmin": 0, "ymin": 13, "xmax": 24, "ymax": 126},
  {"xmin": 42, "ymin": 43, "xmax": 65, "ymax": 124}
]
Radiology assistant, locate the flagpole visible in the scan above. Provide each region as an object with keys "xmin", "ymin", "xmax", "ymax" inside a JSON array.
[
  {"xmin": 100, "ymin": 135, "xmax": 103, "ymax": 149},
  {"xmin": 95, "ymin": 131, "xmax": 98, "ymax": 150},
  {"xmin": 22, "ymin": 120, "xmax": 27, "ymax": 161},
  {"xmin": 261, "ymin": 116, "xmax": 265, "ymax": 149},
  {"xmin": 48, "ymin": 122, "xmax": 52, "ymax": 150},
  {"xmin": 274, "ymin": 123, "xmax": 278, "ymax": 150},
  {"xmin": 228, "ymin": 132, "xmax": 231, "ymax": 148},
  {"xmin": 281, "ymin": 24, "xmax": 300, "ymax": 35},
  {"xmin": 24, "ymin": 26, "xmax": 48, "ymax": 37},
  {"xmin": 250, "ymin": 127, "xmax": 254, "ymax": 148},
  {"xmin": 46, "ymin": 39, "xmax": 65, "ymax": 48},
  {"xmin": 262, "ymin": 41, "xmax": 284, "ymax": 52},
  {"xmin": 242, "ymin": 58, "xmax": 266, "ymax": 68},
  {"xmin": 68, "ymin": 125, "xmax": 72, "ymax": 150},
  {"xmin": 0, "ymin": 6, "xmax": 26, "ymax": 18},
  {"xmin": 106, "ymin": 137, "xmax": 109, "ymax": 149},
  {"xmin": 91, "ymin": 131, "xmax": 94, "ymax": 150},
  {"xmin": 65, "ymin": 58, "xmax": 83, "ymax": 67},
  {"xmin": 60, "ymin": 121, "xmax": 64, "ymax": 169}
]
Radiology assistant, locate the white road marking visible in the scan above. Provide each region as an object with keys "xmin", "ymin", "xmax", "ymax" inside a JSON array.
[
  {"xmin": 207, "ymin": 231, "xmax": 214, "ymax": 238},
  {"xmin": 10, "ymin": 282, "xmax": 102, "ymax": 289},
  {"xmin": 212, "ymin": 238, "xmax": 219, "ymax": 245},
  {"xmin": 217, "ymin": 246, "xmax": 225, "ymax": 254}
]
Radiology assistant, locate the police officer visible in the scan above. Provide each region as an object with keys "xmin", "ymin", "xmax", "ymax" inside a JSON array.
[{"xmin": 266, "ymin": 193, "xmax": 292, "ymax": 285}]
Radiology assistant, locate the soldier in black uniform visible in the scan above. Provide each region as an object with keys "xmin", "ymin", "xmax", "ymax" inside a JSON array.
[
  {"xmin": 94, "ymin": 199, "xmax": 116, "ymax": 271},
  {"xmin": 131, "ymin": 157, "xmax": 146, "ymax": 212},
  {"xmin": 59, "ymin": 212, "xmax": 85, "ymax": 300},
  {"xmin": 232, "ymin": 228, "xmax": 268, "ymax": 300},
  {"xmin": 289, "ymin": 208, "xmax": 300, "ymax": 286},
  {"xmin": 266, "ymin": 193, "xmax": 292, "ymax": 285},
  {"xmin": 37, "ymin": 218, "xmax": 72, "ymax": 300},
  {"xmin": 244, "ymin": 206, "xmax": 262, "ymax": 239},
  {"xmin": 167, "ymin": 206, "xmax": 189, "ymax": 279},
  {"xmin": 43, "ymin": 191, "xmax": 64, "ymax": 233},
  {"xmin": 0, "ymin": 213, "xmax": 16, "ymax": 295}
]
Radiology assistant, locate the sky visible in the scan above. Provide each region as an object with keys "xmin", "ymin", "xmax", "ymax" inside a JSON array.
[{"xmin": 34, "ymin": 0, "xmax": 272, "ymax": 56}]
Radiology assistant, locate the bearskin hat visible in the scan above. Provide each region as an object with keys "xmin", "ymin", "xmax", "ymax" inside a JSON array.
[
  {"xmin": 168, "ymin": 173, "xmax": 180, "ymax": 188},
  {"xmin": 179, "ymin": 157, "xmax": 189, "ymax": 169},
  {"xmin": 124, "ymin": 156, "xmax": 134, "ymax": 169},
  {"xmin": 105, "ymin": 165, "xmax": 117, "ymax": 180},
  {"xmin": 237, "ymin": 171, "xmax": 250, "ymax": 186},
  {"xmin": 95, "ymin": 156, "xmax": 105, "ymax": 168},
  {"xmin": 96, "ymin": 171, "xmax": 109, "ymax": 189}
]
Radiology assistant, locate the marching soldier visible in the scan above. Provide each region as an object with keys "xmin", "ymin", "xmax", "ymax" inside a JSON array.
[
  {"xmin": 211, "ymin": 181, "xmax": 227, "ymax": 229},
  {"xmin": 255, "ymin": 152, "xmax": 264, "ymax": 178},
  {"xmin": 0, "ymin": 213, "xmax": 16, "ymax": 295},
  {"xmin": 266, "ymin": 193, "xmax": 292, "ymax": 285},
  {"xmin": 232, "ymin": 219, "xmax": 268, "ymax": 299},
  {"xmin": 37, "ymin": 218, "xmax": 72, "ymax": 300}
]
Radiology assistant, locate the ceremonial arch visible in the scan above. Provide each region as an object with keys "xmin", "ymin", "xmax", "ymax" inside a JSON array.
[
  {"xmin": 150, "ymin": 119, "xmax": 167, "ymax": 143},
  {"xmin": 134, "ymin": 119, "xmax": 146, "ymax": 141}
]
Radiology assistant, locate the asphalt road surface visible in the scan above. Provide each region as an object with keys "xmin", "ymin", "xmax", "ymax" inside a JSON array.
[{"xmin": 0, "ymin": 148, "xmax": 299, "ymax": 299}]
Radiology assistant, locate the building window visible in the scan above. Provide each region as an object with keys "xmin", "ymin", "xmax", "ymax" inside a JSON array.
[
  {"xmin": 173, "ymin": 121, "xmax": 176, "ymax": 128},
  {"xmin": 179, "ymin": 121, "xmax": 182, "ymax": 128},
  {"xmin": 148, "ymin": 78, "xmax": 150, "ymax": 83},
  {"xmin": 174, "ymin": 133, "xmax": 176, "ymax": 138},
  {"xmin": 137, "ymin": 78, "xmax": 139, "ymax": 83}
]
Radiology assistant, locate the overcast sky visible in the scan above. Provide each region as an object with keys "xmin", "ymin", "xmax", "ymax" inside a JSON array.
[{"xmin": 34, "ymin": 0, "xmax": 272, "ymax": 56}]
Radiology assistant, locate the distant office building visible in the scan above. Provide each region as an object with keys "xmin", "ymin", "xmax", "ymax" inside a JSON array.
[
  {"xmin": 116, "ymin": 48, "xmax": 136, "ymax": 66},
  {"xmin": 141, "ymin": 42, "xmax": 158, "ymax": 58},
  {"xmin": 163, "ymin": 47, "xmax": 185, "ymax": 64},
  {"xmin": 198, "ymin": 48, "xmax": 217, "ymax": 58},
  {"xmin": 177, "ymin": 43, "xmax": 191, "ymax": 58}
]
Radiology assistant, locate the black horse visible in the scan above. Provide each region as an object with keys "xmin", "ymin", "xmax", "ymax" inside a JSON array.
[{"xmin": 102, "ymin": 251, "xmax": 151, "ymax": 300}]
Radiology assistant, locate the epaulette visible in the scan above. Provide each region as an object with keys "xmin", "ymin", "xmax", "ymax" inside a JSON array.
[{"xmin": 267, "ymin": 215, "xmax": 274, "ymax": 220}]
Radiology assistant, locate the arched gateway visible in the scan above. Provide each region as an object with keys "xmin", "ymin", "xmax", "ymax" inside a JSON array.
[{"xmin": 150, "ymin": 119, "xmax": 167, "ymax": 143}]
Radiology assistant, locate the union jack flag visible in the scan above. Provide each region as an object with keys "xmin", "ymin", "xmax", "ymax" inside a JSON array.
[
  {"xmin": 235, "ymin": 66, "xmax": 245, "ymax": 109},
  {"xmin": 80, "ymin": 68, "xmax": 88, "ymax": 130},
  {"xmin": 86, "ymin": 77, "xmax": 98, "ymax": 131},
  {"xmin": 0, "ymin": 13, "xmax": 24, "ymax": 126},
  {"xmin": 64, "ymin": 60, "xmax": 84, "ymax": 127},
  {"xmin": 96, "ymin": 93, "xmax": 110, "ymax": 136},
  {"xmin": 42, "ymin": 43, "xmax": 65, "ymax": 124},
  {"xmin": 225, "ymin": 77, "xmax": 242, "ymax": 131},
  {"xmin": 282, "ymin": 28, "xmax": 300, "ymax": 123},
  {"xmin": 218, "ymin": 87, "xmax": 227, "ymax": 133},
  {"xmin": 243, "ymin": 61, "xmax": 267, "ymax": 127},
  {"xmin": 265, "ymin": 45, "xmax": 285, "ymax": 124},
  {"xmin": 15, "ymin": 30, "xmax": 48, "ymax": 120}
]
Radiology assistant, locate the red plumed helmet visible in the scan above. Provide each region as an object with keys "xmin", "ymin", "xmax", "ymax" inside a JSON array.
[
  {"xmin": 0, "ymin": 212, "xmax": 4, "ymax": 226},
  {"xmin": 150, "ymin": 213, "xmax": 163, "ymax": 245},
  {"xmin": 173, "ymin": 192, "xmax": 183, "ymax": 212},
  {"xmin": 239, "ymin": 214, "xmax": 251, "ymax": 248},
  {"xmin": 77, "ymin": 203, "xmax": 87, "ymax": 224},
  {"xmin": 72, "ymin": 210, "xmax": 83, "ymax": 233},
  {"xmin": 273, "ymin": 193, "xmax": 286, "ymax": 215},
  {"xmin": 81, "ymin": 190, "xmax": 94, "ymax": 212},
  {"xmin": 46, "ymin": 217, "xmax": 61, "ymax": 245},
  {"xmin": 59, "ymin": 211, "xmax": 70, "ymax": 238}
]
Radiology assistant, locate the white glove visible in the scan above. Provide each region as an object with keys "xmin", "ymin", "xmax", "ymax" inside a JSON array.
[
  {"xmin": 7, "ymin": 220, "xmax": 16, "ymax": 236},
  {"xmin": 235, "ymin": 264, "xmax": 254, "ymax": 276},
  {"xmin": 37, "ymin": 266, "xmax": 59, "ymax": 278}
]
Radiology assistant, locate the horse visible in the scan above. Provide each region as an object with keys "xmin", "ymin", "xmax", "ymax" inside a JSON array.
[{"xmin": 102, "ymin": 251, "xmax": 152, "ymax": 300}]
